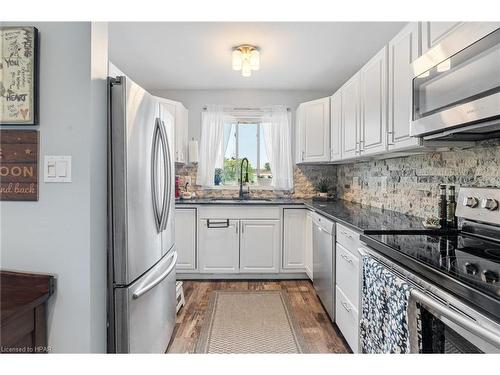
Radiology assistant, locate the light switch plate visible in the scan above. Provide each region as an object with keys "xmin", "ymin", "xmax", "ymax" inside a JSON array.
[{"xmin": 44, "ymin": 156, "xmax": 72, "ymax": 183}]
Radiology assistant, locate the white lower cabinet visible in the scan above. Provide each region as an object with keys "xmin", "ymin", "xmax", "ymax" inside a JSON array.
[
  {"xmin": 335, "ymin": 286, "xmax": 359, "ymax": 353},
  {"xmin": 175, "ymin": 208, "xmax": 197, "ymax": 271},
  {"xmin": 335, "ymin": 223, "xmax": 361, "ymax": 353},
  {"xmin": 305, "ymin": 211, "xmax": 313, "ymax": 280},
  {"xmin": 199, "ymin": 219, "xmax": 239, "ymax": 273},
  {"xmin": 336, "ymin": 243, "xmax": 360, "ymax": 305},
  {"xmin": 282, "ymin": 209, "xmax": 307, "ymax": 272},
  {"xmin": 240, "ymin": 220, "xmax": 280, "ymax": 273}
]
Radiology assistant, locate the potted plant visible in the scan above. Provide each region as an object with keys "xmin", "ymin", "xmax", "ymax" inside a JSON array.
[
  {"xmin": 214, "ymin": 168, "xmax": 223, "ymax": 186},
  {"xmin": 315, "ymin": 178, "xmax": 330, "ymax": 198}
]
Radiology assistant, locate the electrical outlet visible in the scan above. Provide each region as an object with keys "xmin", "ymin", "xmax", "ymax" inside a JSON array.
[
  {"xmin": 353, "ymin": 176, "xmax": 360, "ymax": 188},
  {"xmin": 380, "ymin": 176, "xmax": 387, "ymax": 190}
]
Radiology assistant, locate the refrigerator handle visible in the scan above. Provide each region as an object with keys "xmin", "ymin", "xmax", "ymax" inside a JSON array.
[
  {"xmin": 158, "ymin": 119, "xmax": 172, "ymax": 231},
  {"xmin": 132, "ymin": 251, "xmax": 177, "ymax": 299},
  {"xmin": 151, "ymin": 120, "xmax": 162, "ymax": 232}
]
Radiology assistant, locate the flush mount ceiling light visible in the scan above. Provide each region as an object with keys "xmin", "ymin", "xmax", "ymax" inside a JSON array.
[{"xmin": 232, "ymin": 45, "xmax": 260, "ymax": 77}]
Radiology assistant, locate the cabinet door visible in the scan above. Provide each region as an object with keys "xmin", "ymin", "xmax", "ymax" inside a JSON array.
[
  {"xmin": 199, "ymin": 219, "xmax": 239, "ymax": 273},
  {"xmin": 335, "ymin": 286, "xmax": 359, "ymax": 353},
  {"xmin": 282, "ymin": 209, "xmax": 306, "ymax": 271},
  {"xmin": 330, "ymin": 91, "xmax": 342, "ymax": 161},
  {"xmin": 360, "ymin": 47, "xmax": 387, "ymax": 156},
  {"xmin": 295, "ymin": 105, "xmax": 305, "ymax": 163},
  {"xmin": 175, "ymin": 104, "xmax": 188, "ymax": 164},
  {"xmin": 240, "ymin": 220, "xmax": 280, "ymax": 273},
  {"xmin": 174, "ymin": 208, "xmax": 197, "ymax": 271},
  {"xmin": 304, "ymin": 211, "xmax": 313, "ymax": 280},
  {"xmin": 302, "ymin": 97, "xmax": 330, "ymax": 162},
  {"xmin": 388, "ymin": 22, "xmax": 422, "ymax": 151},
  {"xmin": 341, "ymin": 73, "xmax": 360, "ymax": 159},
  {"xmin": 421, "ymin": 22, "xmax": 464, "ymax": 53}
]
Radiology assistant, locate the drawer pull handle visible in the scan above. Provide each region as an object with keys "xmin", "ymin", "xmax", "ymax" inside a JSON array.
[
  {"xmin": 341, "ymin": 230, "xmax": 353, "ymax": 239},
  {"xmin": 341, "ymin": 254, "xmax": 353, "ymax": 264},
  {"xmin": 341, "ymin": 302, "xmax": 352, "ymax": 313}
]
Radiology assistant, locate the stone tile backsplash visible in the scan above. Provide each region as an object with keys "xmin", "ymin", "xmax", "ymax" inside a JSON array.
[
  {"xmin": 176, "ymin": 140, "xmax": 500, "ymax": 219},
  {"xmin": 175, "ymin": 163, "xmax": 337, "ymax": 199},
  {"xmin": 336, "ymin": 140, "xmax": 500, "ymax": 218}
]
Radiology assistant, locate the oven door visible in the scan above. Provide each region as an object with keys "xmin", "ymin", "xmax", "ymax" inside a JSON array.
[
  {"xmin": 411, "ymin": 23, "xmax": 500, "ymax": 139},
  {"xmin": 408, "ymin": 289, "xmax": 500, "ymax": 353}
]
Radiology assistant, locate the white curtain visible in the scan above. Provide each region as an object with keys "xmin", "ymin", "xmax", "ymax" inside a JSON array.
[
  {"xmin": 197, "ymin": 105, "xmax": 226, "ymax": 187},
  {"xmin": 261, "ymin": 105, "xmax": 293, "ymax": 190}
]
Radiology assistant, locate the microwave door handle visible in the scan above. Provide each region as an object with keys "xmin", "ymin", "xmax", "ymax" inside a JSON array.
[
  {"xmin": 151, "ymin": 121, "xmax": 162, "ymax": 232},
  {"xmin": 411, "ymin": 289, "xmax": 500, "ymax": 348},
  {"xmin": 158, "ymin": 119, "xmax": 172, "ymax": 231},
  {"xmin": 132, "ymin": 251, "xmax": 177, "ymax": 299}
]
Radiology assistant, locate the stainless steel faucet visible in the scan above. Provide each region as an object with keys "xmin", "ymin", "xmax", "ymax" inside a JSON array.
[{"xmin": 239, "ymin": 157, "xmax": 250, "ymax": 199}]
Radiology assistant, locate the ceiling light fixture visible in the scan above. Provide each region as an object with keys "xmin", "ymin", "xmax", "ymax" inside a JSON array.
[{"xmin": 232, "ymin": 45, "xmax": 260, "ymax": 77}]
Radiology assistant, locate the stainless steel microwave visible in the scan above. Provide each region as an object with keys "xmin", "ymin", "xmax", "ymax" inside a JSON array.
[{"xmin": 411, "ymin": 23, "xmax": 500, "ymax": 141}]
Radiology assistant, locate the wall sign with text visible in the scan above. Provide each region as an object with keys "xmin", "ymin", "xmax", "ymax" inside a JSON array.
[
  {"xmin": 0, "ymin": 26, "xmax": 39, "ymax": 125},
  {"xmin": 0, "ymin": 130, "xmax": 39, "ymax": 201}
]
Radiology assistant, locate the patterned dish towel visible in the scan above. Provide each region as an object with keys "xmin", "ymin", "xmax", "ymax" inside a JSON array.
[{"xmin": 360, "ymin": 256, "xmax": 414, "ymax": 353}]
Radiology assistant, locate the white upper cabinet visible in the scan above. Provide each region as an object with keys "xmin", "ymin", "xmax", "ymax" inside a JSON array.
[
  {"xmin": 421, "ymin": 22, "xmax": 464, "ymax": 53},
  {"xmin": 297, "ymin": 97, "xmax": 331, "ymax": 163},
  {"xmin": 295, "ymin": 106, "xmax": 304, "ymax": 163},
  {"xmin": 341, "ymin": 73, "xmax": 361, "ymax": 159},
  {"xmin": 330, "ymin": 91, "xmax": 342, "ymax": 161},
  {"xmin": 174, "ymin": 103, "xmax": 189, "ymax": 164},
  {"xmin": 388, "ymin": 22, "xmax": 423, "ymax": 151},
  {"xmin": 157, "ymin": 97, "xmax": 189, "ymax": 164},
  {"xmin": 360, "ymin": 46, "xmax": 388, "ymax": 156}
]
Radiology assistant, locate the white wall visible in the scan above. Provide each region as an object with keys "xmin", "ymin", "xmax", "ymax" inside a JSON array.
[
  {"xmin": 150, "ymin": 89, "xmax": 331, "ymax": 157},
  {"xmin": 0, "ymin": 22, "xmax": 108, "ymax": 353}
]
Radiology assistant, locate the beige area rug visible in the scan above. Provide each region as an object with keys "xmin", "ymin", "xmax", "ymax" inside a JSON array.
[{"xmin": 195, "ymin": 290, "xmax": 309, "ymax": 353}]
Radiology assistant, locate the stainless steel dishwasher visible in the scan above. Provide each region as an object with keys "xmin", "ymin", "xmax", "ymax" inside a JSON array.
[{"xmin": 312, "ymin": 212, "xmax": 335, "ymax": 321}]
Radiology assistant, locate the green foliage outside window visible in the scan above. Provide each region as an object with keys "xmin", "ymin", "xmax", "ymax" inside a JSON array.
[{"xmin": 222, "ymin": 158, "xmax": 256, "ymax": 184}]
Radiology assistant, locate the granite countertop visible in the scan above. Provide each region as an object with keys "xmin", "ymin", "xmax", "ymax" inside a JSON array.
[
  {"xmin": 176, "ymin": 198, "xmax": 436, "ymax": 234},
  {"xmin": 176, "ymin": 198, "xmax": 304, "ymax": 206}
]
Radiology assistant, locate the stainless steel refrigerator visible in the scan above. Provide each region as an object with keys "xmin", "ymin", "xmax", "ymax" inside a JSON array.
[{"xmin": 107, "ymin": 73, "xmax": 177, "ymax": 353}]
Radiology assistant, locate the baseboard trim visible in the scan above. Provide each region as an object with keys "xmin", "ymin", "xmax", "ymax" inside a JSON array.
[{"xmin": 177, "ymin": 273, "xmax": 310, "ymax": 280}]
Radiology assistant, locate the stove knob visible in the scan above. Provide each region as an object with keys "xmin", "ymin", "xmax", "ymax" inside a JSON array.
[
  {"xmin": 463, "ymin": 196, "xmax": 479, "ymax": 208},
  {"xmin": 481, "ymin": 198, "xmax": 499, "ymax": 211},
  {"xmin": 464, "ymin": 262, "xmax": 478, "ymax": 275},
  {"xmin": 481, "ymin": 270, "xmax": 499, "ymax": 284}
]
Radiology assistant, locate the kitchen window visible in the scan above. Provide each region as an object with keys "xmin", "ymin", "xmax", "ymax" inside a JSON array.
[
  {"xmin": 197, "ymin": 105, "xmax": 293, "ymax": 190},
  {"xmin": 217, "ymin": 121, "xmax": 272, "ymax": 187}
]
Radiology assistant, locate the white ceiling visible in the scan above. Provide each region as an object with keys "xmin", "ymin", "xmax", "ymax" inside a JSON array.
[{"xmin": 109, "ymin": 22, "xmax": 406, "ymax": 91}]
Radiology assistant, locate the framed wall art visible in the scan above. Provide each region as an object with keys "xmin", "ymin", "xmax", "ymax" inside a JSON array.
[
  {"xmin": 0, "ymin": 26, "xmax": 39, "ymax": 125},
  {"xmin": 0, "ymin": 130, "xmax": 39, "ymax": 201}
]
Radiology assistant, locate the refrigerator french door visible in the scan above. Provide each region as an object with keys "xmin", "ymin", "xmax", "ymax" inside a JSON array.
[{"xmin": 108, "ymin": 74, "xmax": 176, "ymax": 353}]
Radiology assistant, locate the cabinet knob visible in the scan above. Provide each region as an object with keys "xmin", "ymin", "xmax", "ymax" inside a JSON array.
[
  {"xmin": 481, "ymin": 198, "xmax": 498, "ymax": 211},
  {"xmin": 463, "ymin": 196, "xmax": 479, "ymax": 208}
]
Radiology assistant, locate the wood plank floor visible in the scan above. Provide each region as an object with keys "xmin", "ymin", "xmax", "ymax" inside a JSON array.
[{"xmin": 167, "ymin": 280, "xmax": 350, "ymax": 353}]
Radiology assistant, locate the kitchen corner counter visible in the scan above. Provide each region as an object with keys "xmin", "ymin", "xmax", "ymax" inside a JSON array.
[
  {"xmin": 176, "ymin": 198, "xmax": 431, "ymax": 234},
  {"xmin": 304, "ymin": 200, "xmax": 431, "ymax": 234}
]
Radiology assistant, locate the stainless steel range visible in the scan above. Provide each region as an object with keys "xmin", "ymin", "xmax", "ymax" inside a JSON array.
[{"xmin": 361, "ymin": 187, "xmax": 500, "ymax": 353}]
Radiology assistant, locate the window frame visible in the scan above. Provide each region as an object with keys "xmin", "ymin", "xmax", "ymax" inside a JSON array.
[{"xmin": 216, "ymin": 120, "xmax": 271, "ymax": 189}]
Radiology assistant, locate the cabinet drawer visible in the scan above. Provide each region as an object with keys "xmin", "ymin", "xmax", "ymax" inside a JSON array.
[
  {"xmin": 336, "ymin": 223, "xmax": 360, "ymax": 252},
  {"xmin": 336, "ymin": 243, "xmax": 360, "ymax": 308},
  {"xmin": 198, "ymin": 206, "xmax": 280, "ymax": 220},
  {"xmin": 335, "ymin": 286, "xmax": 359, "ymax": 353}
]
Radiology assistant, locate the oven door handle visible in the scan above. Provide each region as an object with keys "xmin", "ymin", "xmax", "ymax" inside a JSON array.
[{"xmin": 411, "ymin": 289, "xmax": 500, "ymax": 349}]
